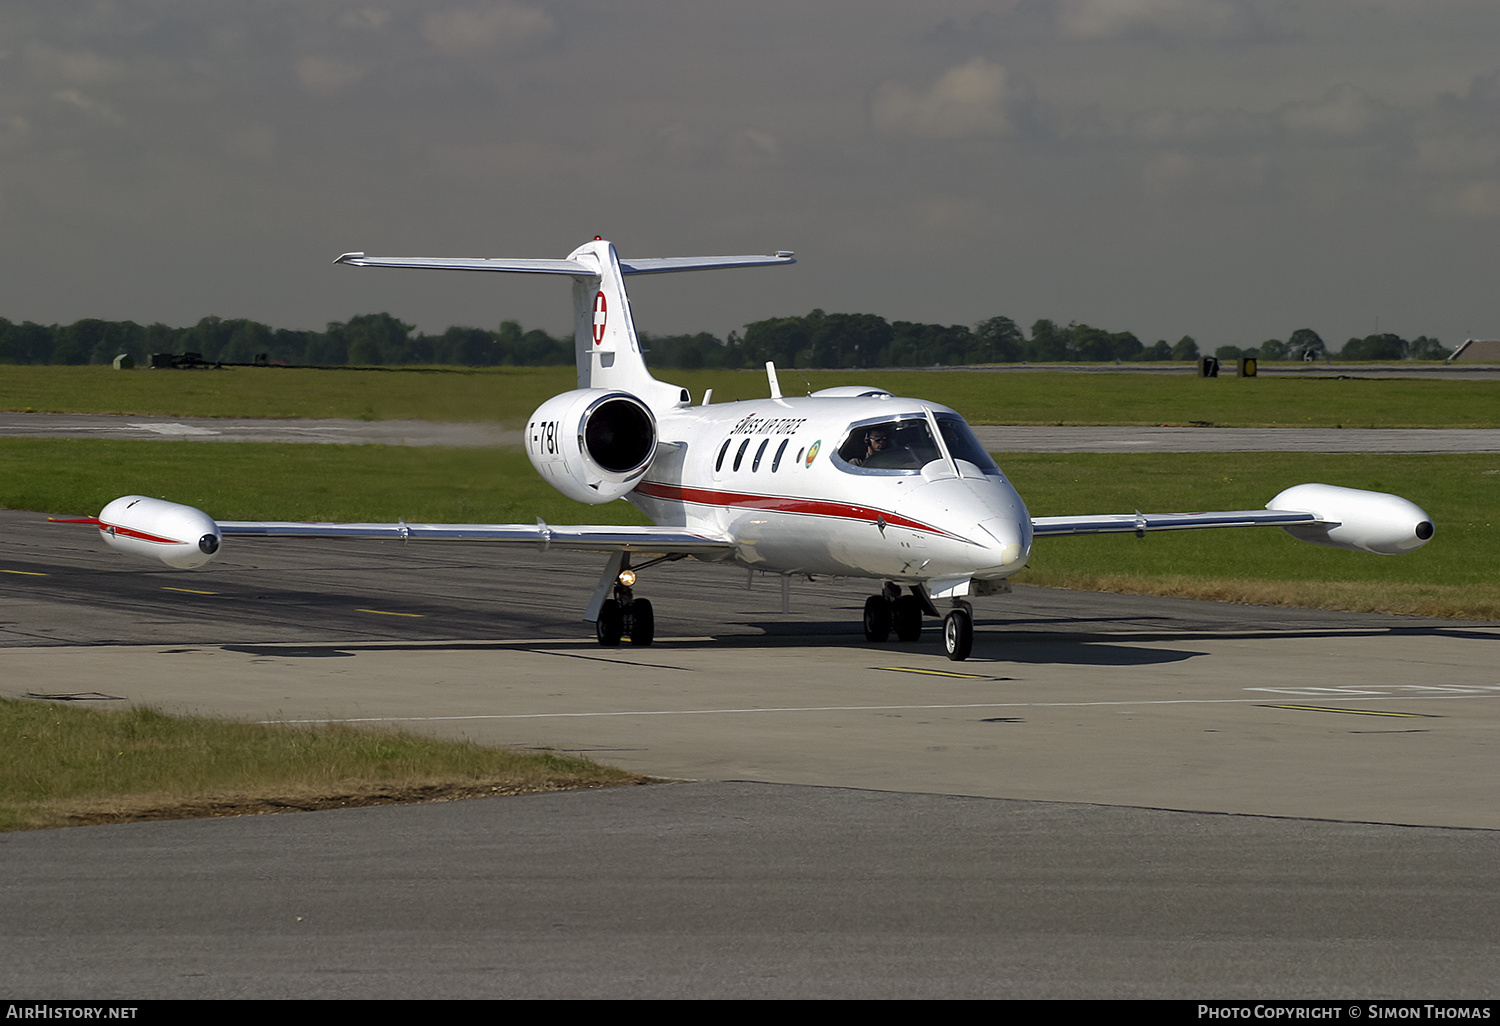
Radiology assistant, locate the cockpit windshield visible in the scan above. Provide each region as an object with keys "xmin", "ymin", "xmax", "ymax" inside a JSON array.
[
  {"xmin": 834, "ymin": 416, "xmax": 942, "ymax": 474},
  {"xmin": 833, "ymin": 412, "xmax": 1002, "ymax": 477},
  {"xmin": 936, "ymin": 414, "xmax": 1001, "ymax": 474}
]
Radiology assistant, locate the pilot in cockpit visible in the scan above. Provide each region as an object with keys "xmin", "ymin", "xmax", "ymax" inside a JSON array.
[{"xmin": 848, "ymin": 427, "xmax": 893, "ymax": 468}]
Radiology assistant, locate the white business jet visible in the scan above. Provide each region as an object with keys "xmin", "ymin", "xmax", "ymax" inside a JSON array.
[{"xmin": 63, "ymin": 237, "xmax": 1435, "ymax": 660}]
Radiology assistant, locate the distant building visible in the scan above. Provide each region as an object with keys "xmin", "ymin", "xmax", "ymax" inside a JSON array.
[{"xmin": 1447, "ymin": 339, "xmax": 1500, "ymax": 363}]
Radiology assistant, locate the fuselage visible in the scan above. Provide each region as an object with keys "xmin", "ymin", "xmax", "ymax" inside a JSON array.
[{"xmin": 627, "ymin": 389, "xmax": 1033, "ymax": 591}]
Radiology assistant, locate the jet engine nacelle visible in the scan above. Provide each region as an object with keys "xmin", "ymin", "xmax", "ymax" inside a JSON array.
[
  {"xmin": 95, "ymin": 495, "xmax": 222, "ymax": 569},
  {"xmin": 1268, "ymin": 483, "xmax": 1434, "ymax": 555},
  {"xmin": 525, "ymin": 389, "xmax": 658, "ymax": 504}
]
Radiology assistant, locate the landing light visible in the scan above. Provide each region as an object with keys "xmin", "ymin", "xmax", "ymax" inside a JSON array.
[{"xmin": 618, "ymin": 569, "xmax": 637, "ymax": 587}]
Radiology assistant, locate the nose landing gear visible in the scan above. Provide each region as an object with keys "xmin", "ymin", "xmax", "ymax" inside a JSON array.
[
  {"xmin": 862, "ymin": 584, "xmax": 975, "ymax": 660},
  {"xmin": 941, "ymin": 602, "xmax": 973, "ymax": 661}
]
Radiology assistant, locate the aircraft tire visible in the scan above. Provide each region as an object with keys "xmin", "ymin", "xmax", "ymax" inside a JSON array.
[
  {"xmin": 596, "ymin": 599, "xmax": 624, "ymax": 647},
  {"xmin": 863, "ymin": 595, "xmax": 892, "ymax": 642},
  {"xmin": 943, "ymin": 608, "xmax": 973, "ymax": 661},
  {"xmin": 893, "ymin": 595, "xmax": 923, "ymax": 642},
  {"xmin": 627, "ymin": 598, "xmax": 655, "ymax": 647}
]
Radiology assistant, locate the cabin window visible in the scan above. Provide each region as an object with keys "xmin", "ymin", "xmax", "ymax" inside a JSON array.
[
  {"xmin": 751, "ymin": 438, "xmax": 769, "ymax": 472},
  {"xmin": 771, "ymin": 438, "xmax": 789, "ymax": 472},
  {"xmin": 732, "ymin": 438, "xmax": 750, "ymax": 471},
  {"xmin": 715, "ymin": 438, "xmax": 732, "ymax": 472}
]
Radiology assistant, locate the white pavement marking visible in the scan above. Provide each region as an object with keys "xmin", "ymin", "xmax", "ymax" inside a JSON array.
[{"xmin": 273, "ymin": 687, "xmax": 1500, "ymax": 724}]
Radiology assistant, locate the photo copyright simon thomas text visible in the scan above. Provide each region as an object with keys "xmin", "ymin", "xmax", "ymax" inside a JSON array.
[{"xmin": 1198, "ymin": 1006, "xmax": 1492, "ymax": 1020}]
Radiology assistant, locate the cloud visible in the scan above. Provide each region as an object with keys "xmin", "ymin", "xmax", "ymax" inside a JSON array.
[
  {"xmin": 1119, "ymin": 85, "xmax": 1392, "ymax": 148},
  {"xmin": 0, "ymin": 113, "xmax": 31, "ymax": 154},
  {"xmin": 295, "ymin": 56, "xmax": 369, "ymax": 97},
  {"xmin": 872, "ymin": 58, "xmax": 1035, "ymax": 140},
  {"xmin": 1051, "ymin": 0, "xmax": 1268, "ymax": 43},
  {"xmin": 653, "ymin": 123, "xmax": 782, "ymax": 169},
  {"xmin": 1428, "ymin": 179, "xmax": 1500, "ymax": 218},
  {"xmin": 1406, "ymin": 71, "xmax": 1500, "ymax": 218},
  {"xmin": 222, "ymin": 123, "xmax": 277, "ymax": 164},
  {"xmin": 1408, "ymin": 130, "xmax": 1500, "ymax": 178},
  {"xmin": 1280, "ymin": 84, "xmax": 1386, "ymax": 142},
  {"xmin": 1141, "ymin": 148, "xmax": 1272, "ymax": 198},
  {"xmin": 1125, "ymin": 105, "xmax": 1262, "ymax": 144},
  {"xmin": 336, "ymin": 8, "xmax": 395, "ymax": 32},
  {"xmin": 421, "ymin": 3, "xmax": 557, "ymax": 54},
  {"xmin": 52, "ymin": 87, "xmax": 124, "ymax": 127},
  {"xmin": 23, "ymin": 42, "xmax": 127, "ymax": 86},
  {"xmin": 1438, "ymin": 68, "xmax": 1500, "ymax": 115}
]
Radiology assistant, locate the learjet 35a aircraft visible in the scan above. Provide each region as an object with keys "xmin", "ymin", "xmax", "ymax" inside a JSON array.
[{"xmin": 60, "ymin": 237, "xmax": 1435, "ymax": 659}]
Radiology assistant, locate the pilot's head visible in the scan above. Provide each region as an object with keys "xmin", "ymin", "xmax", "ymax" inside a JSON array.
[{"xmin": 865, "ymin": 429, "xmax": 889, "ymax": 451}]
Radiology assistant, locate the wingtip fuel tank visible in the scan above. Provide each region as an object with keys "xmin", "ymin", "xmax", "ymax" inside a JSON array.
[
  {"xmin": 92, "ymin": 495, "xmax": 222, "ymax": 569},
  {"xmin": 1268, "ymin": 483, "xmax": 1434, "ymax": 555}
]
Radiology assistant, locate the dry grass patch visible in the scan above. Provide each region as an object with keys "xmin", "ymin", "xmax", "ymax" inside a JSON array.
[
  {"xmin": 1027, "ymin": 573, "xmax": 1500, "ymax": 621},
  {"xmin": 1, "ymin": 699, "xmax": 646, "ymax": 832},
  {"xmin": 53, "ymin": 778, "xmax": 640, "ymax": 829}
]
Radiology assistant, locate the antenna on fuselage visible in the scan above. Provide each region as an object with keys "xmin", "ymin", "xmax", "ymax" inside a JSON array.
[{"xmin": 765, "ymin": 361, "xmax": 783, "ymax": 400}]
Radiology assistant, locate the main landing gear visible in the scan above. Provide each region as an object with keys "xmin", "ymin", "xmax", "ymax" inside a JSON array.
[
  {"xmin": 863, "ymin": 584, "xmax": 974, "ymax": 661},
  {"xmin": 595, "ymin": 555, "xmax": 655, "ymax": 647}
]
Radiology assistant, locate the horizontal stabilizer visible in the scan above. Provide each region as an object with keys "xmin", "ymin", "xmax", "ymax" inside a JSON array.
[
  {"xmin": 334, "ymin": 251, "xmax": 794, "ymax": 276},
  {"xmin": 333, "ymin": 254, "xmax": 589, "ymax": 275},
  {"xmin": 618, "ymin": 253, "xmax": 795, "ymax": 274}
]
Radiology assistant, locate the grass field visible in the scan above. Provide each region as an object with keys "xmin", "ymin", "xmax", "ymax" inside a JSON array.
[
  {"xmin": 0, "ymin": 698, "xmax": 642, "ymax": 832},
  {"xmin": 3, "ymin": 363, "xmax": 1496, "ymax": 428},
  {"xmin": 5, "ymin": 438, "xmax": 1495, "ymax": 619}
]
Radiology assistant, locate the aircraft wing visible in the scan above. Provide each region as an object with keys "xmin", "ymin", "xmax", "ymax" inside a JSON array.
[
  {"xmin": 1031, "ymin": 484, "xmax": 1433, "ymax": 555},
  {"xmin": 1031, "ymin": 509, "xmax": 1318, "ymax": 538},
  {"xmin": 215, "ymin": 519, "xmax": 736, "ymax": 557}
]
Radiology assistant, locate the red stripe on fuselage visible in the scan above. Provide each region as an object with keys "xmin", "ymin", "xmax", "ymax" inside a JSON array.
[
  {"xmin": 96, "ymin": 521, "xmax": 186, "ymax": 545},
  {"xmin": 634, "ymin": 482, "xmax": 956, "ymax": 538}
]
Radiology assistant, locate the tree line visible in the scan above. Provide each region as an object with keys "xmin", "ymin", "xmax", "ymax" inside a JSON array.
[{"xmin": 0, "ymin": 311, "xmax": 1450, "ymax": 368}]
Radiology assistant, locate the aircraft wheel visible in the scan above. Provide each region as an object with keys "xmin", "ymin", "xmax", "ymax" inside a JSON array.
[
  {"xmin": 596, "ymin": 599, "xmax": 624, "ymax": 647},
  {"xmin": 627, "ymin": 598, "xmax": 655, "ymax": 647},
  {"xmin": 863, "ymin": 595, "xmax": 892, "ymax": 642},
  {"xmin": 893, "ymin": 595, "xmax": 923, "ymax": 642},
  {"xmin": 943, "ymin": 608, "xmax": 973, "ymax": 661}
]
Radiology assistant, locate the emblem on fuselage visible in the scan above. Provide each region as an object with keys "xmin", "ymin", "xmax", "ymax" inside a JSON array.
[{"xmin": 805, "ymin": 440, "xmax": 820, "ymax": 467}]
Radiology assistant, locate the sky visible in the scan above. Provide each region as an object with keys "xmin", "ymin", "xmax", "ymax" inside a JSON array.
[{"xmin": 2, "ymin": 0, "xmax": 1498, "ymax": 352}]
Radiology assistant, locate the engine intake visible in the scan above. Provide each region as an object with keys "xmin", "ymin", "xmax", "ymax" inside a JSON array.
[{"xmin": 526, "ymin": 389, "xmax": 658, "ymax": 504}]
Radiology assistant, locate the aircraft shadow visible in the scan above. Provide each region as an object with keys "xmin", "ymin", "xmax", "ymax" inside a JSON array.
[{"xmin": 210, "ymin": 620, "xmax": 1487, "ymax": 669}]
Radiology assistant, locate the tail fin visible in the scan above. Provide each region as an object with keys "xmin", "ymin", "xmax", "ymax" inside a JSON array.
[
  {"xmin": 335, "ymin": 240, "xmax": 794, "ymax": 412},
  {"xmin": 565, "ymin": 238, "xmax": 678, "ymax": 407}
]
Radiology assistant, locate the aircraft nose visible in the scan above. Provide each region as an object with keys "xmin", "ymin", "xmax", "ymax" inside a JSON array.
[{"xmin": 977, "ymin": 515, "xmax": 1030, "ymax": 573}]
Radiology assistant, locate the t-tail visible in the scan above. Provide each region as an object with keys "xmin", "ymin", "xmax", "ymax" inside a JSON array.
[{"xmin": 334, "ymin": 237, "xmax": 795, "ymax": 415}]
